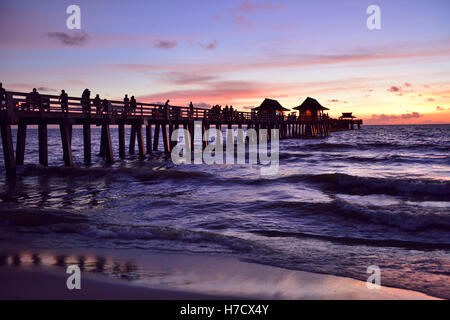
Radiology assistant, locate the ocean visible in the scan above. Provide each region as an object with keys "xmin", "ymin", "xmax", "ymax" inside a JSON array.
[{"xmin": 0, "ymin": 124, "xmax": 449, "ymax": 298}]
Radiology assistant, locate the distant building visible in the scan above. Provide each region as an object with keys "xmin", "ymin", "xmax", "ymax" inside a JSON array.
[
  {"xmin": 293, "ymin": 97, "xmax": 329, "ymax": 121},
  {"xmin": 252, "ymin": 98, "xmax": 290, "ymax": 116}
]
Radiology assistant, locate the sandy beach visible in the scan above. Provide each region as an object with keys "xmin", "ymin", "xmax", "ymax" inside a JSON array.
[{"xmin": 0, "ymin": 246, "xmax": 438, "ymax": 300}]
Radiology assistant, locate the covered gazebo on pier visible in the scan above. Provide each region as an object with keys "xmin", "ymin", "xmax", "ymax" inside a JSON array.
[
  {"xmin": 293, "ymin": 97, "xmax": 329, "ymax": 121},
  {"xmin": 252, "ymin": 98, "xmax": 290, "ymax": 117},
  {"xmin": 340, "ymin": 112, "xmax": 356, "ymax": 119}
]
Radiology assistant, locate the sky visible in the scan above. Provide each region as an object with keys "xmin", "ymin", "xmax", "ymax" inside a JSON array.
[{"xmin": 1, "ymin": 0, "xmax": 449, "ymax": 124}]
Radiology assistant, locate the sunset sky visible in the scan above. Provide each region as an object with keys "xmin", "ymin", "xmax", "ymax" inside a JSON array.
[{"xmin": 1, "ymin": 0, "xmax": 449, "ymax": 124}]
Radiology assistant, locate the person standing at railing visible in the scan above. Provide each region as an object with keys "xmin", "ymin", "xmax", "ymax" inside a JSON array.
[
  {"xmin": 164, "ymin": 100, "xmax": 170, "ymax": 120},
  {"xmin": 123, "ymin": 94, "xmax": 130, "ymax": 115},
  {"xmin": 102, "ymin": 99, "xmax": 109, "ymax": 115},
  {"xmin": 81, "ymin": 89, "xmax": 91, "ymax": 114},
  {"xmin": 0, "ymin": 83, "xmax": 6, "ymax": 109},
  {"xmin": 189, "ymin": 102, "xmax": 194, "ymax": 119},
  {"xmin": 59, "ymin": 90, "xmax": 69, "ymax": 113},
  {"xmin": 130, "ymin": 96, "xmax": 137, "ymax": 115},
  {"xmin": 26, "ymin": 88, "xmax": 42, "ymax": 111},
  {"xmin": 93, "ymin": 94, "xmax": 102, "ymax": 114}
]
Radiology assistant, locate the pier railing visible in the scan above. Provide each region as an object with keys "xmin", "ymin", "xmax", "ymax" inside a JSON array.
[{"xmin": 1, "ymin": 91, "xmax": 341, "ymax": 124}]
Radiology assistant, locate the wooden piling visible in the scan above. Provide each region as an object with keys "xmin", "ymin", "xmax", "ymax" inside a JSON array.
[
  {"xmin": 83, "ymin": 123, "xmax": 91, "ymax": 164},
  {"xmin": 162, "ymin": 124, "xmax": 171, "ymax": 154},
  {"xmin": 59, "ymin": 123, "xmax": 73, "ymax": 167},
  {"xmin": 38, "ymin": 123, "xmax": 48, "ymax": 166},
  {"xmin": 101, "ymin": 124, "xmax": 114, "ymax": 164},
  {"xmin": 16, "ymin": 123, "xmax": 27, "ymax": 165},
  {"xmin": 0, "ymin": 124, "xmax": 16, "ymax": 176},
  {"xmin": 118, "ymin": 123, "xmax": 125, "ymax": 158},
  {"xmin": 129, "ymin": 124, "xmax": 137, "ymax": 155},
  {"xmin": 153, "ymin": 123, "xmax": 160, "ymax": 152},
  {"xmin": 146, "ymin": 124, "xmax": 152, "ymax": 154},
  {"xmin": 136, "ymin": 124, "xmax": 145, "ymax": 158}
]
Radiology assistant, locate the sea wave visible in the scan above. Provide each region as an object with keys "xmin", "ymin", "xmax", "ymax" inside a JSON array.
[{"xmin": 279, "ymin": 173, "xmax": 450, "ymax": 199}]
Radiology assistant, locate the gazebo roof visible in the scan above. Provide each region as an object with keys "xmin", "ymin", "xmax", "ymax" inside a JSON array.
[
  {"xmin": 340, "ymin": 112, "xmax": 355, "ymax": 119},
  {"xmin": 293, "ymin": 97, "xmax": 329, "ymax": 111},
  {"xmin": 252, "ymin": 98, "xmax": 290, "ymax": 112}
]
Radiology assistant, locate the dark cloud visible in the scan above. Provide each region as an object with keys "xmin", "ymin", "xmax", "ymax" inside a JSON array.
[
  {"xmin": 371, "ymin": 112, "xmax": 421, "ymax": 120},
  {"xmin": 37, "ymin": 86, "xmax": 57, "ymax": 92},
  {"xmin": 200, "ymin": 40, "xmax": 218, "ymax": 50},
  {"xmin": 387, "ymin": 86, "xmax": 401, "ymax": 93},
  {"xmin": 153, "ymin": 39, "xmax": 178, "ymax": 49},
  {"xmin": 404, "ymin": 82, "xmax": 412, "ymax": 87},
  {"xmin": 427, "ymin": 98, "xmax": 435, "ymax": 102},
  {"xmin": 47, "ymin": 31, "xmax": 89, "ymax": 46},
  {"xmin": 436, "ymin": 106, "xmax": 449, "ymax": 111}
]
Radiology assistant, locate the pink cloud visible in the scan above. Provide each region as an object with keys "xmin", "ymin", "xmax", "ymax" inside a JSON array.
[
  {"xmin": 235, "ymin": 0, "xmax": 284, "ymax": 13},
  {"xmin": 161, "ymin": 72, "xmax": 218, "ymax": 85},
  {"xmin": 371, "ymin": 112, "xmax": 421, "ymax": 121},
  {"xmin": 121, "ymin": 47, "xmax": 450, "ymax": 78}
]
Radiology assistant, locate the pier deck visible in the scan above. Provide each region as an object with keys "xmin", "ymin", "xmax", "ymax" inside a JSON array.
[{"xmin": 0, "ymin": 91, "xmax": 362, "ymax": 176}]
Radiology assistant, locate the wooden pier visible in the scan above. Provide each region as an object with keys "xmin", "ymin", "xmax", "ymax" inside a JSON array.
[{"xmin": 0, "ymin": 91, "xmax": 362, "ymax": 177}]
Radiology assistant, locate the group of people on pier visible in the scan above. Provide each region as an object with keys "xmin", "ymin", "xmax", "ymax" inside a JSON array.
[
  {"xmin": 0, "ymin": 84, "xmax": 139, "ymax": 116},
  {"xmin": 79, "ymin": 89, "xmax": 137, "ymax": 115},
  {"xmin": 208, "ymin": 104, "xmax": 246, "ymax": 121}
]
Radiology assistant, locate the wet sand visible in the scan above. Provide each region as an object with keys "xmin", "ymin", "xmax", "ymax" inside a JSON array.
[{"xmin": 0, "ymin": 246, "xmax": 438, "ymax": 300}]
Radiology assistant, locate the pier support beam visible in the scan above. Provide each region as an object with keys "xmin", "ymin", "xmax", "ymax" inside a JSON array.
[
  {"xmin": 118, "ymin": 124, "xmax": 125, "ymax": 158},
  {"xmin": 129, "ymin": 124, "xmax": 137, "ymax": 155},
  {"xmin": 59, "ymin": 123, "xmax": 73, "ymax": 167},
  {"xmin": 38, "ymin": 123, "xmax": 48, "ymax": 166},
  {"xmin": 153, "ymin": 124, "xmax": 160, "ymax": 152},
  {"xmin": 1, "ymin": 124, "xmax": 16, "ymax": 177},
  {"xmin": 146, "ymin": 124, "xmax": 152, "ymax": 155},
  {"xmin": 101, "ymin": 124, "xmax": 114, "ymax": 164},
  {"xmin": 162, "ymin": 124, "xmax": 171, "ymax": 154},
  {"xmin": 16, "ymin": 123, "xmax": 27, "ymax": 165},
  {"xmin": 83, "ymin": 123, "xmax": 91, "ymax": 164},
  {"xmin": 136, "ymin": 124, "xmax": 145, "ymax": 158}
]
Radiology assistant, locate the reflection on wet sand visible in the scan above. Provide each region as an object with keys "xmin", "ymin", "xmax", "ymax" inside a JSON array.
[{"xmin": 0, "ymin": 251, "xmax": 140, "ymax": 281}]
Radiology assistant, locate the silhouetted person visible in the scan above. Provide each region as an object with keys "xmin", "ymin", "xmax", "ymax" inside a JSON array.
[
  {"xmin": 26, "ymin": 88, "xmax": 41, "ymax": 111},
  {"xmin": 93, "ymin": 94, "xmax": 101, "ymax": 114},
  {"xmin": 59, "ymin": 90, "xmax": 68, "ymax": 113},
  {"xmin": 164, "ymin": 100, "xmax": 170, "ymax": 120},
  {"xmin": 32, "ymin": 253, "xmax": 41, "ymax": 266},
  {"xmin": 81, "ymin": 89, "xmax": 91, "ymax": 114},
  {"xmin": 130, "ymin": 96, "xmax": 137, "ymax": 115},
  {"xmin": 102, "ymin": 99, "xmax": 109, "ymax": 114},
  {"xmin": 123, "ymin": 94, "xmax": 130, "ymax": 114},
  {"xmin": 187, "ymin": 101, "xmax": 193, "ymax": 119},
  {"xmin": 0, "ymin": 83, "xmax": 6, "ymax": 108}
]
